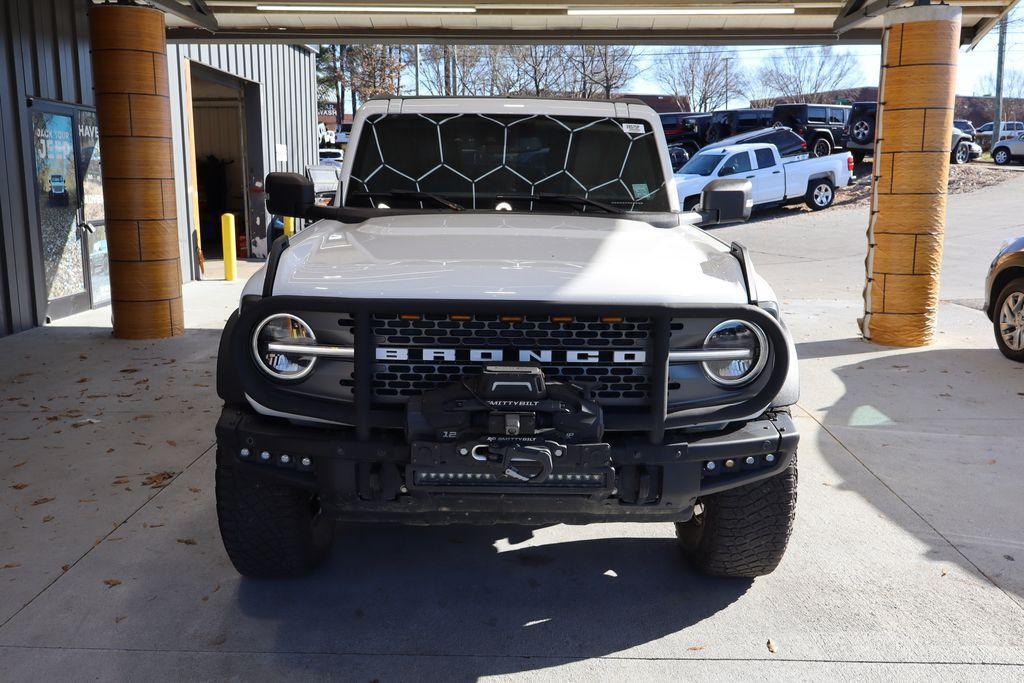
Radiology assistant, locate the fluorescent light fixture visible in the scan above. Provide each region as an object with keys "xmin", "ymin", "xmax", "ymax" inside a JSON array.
[
  {"xmin": 256, "ymin": 4, "xmax": 476, "ymax": 12},
  {"xmin": 567, "ymin": 6, "xmax": 795, "ymax": 15}
]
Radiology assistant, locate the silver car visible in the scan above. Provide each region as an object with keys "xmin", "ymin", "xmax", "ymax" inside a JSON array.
[
  {"xmin": 992, "ymin": 134, "xmax": 1024, "ymax": 166},
  {"xmin": 986, "ymin": 235, "xmax": 1024, "ymax": 360}
]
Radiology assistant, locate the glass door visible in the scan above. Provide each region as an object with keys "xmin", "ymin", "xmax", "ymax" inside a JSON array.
[{"xmin": 30, "ymin": 103, "xmax": 109, "ymax": 320}]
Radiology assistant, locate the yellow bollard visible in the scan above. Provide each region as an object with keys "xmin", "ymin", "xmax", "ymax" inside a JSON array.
[
  {"xmin": 283, "ymin": 216, "xmax": 295, "ymax": 237},
  {"xmin": 221, "ymin": 213, "xmax": 237, "ymax": 281}
]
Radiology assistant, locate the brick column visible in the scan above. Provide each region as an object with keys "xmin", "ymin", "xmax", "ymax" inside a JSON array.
[
  {"xmin": 862, "ymin": 5, "xmax": 962, "ymax": 347},
  {"xmin": 90, "ymin": 4, "xmax": 183, "ymax": 339}
]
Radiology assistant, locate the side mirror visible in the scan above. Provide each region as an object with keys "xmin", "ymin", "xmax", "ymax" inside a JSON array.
[
  {"xmin": 265, "ymin": 172, "xmax": 314, "ymax": 217},
  {"xmin": 698, "ymin": 178, "xmax": 752, "ymax": 225}
]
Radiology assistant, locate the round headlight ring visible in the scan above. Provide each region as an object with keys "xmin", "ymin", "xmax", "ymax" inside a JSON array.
[
  {"xmin": 701, "ymin": 319, "xmax": 769, "ymax": 387},
  {"xmin": 252, "ymin": 313, "xmax": 318, "ymax": 381}
]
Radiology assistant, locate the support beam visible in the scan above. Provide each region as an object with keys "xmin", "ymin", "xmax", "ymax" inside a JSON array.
[
  {"xmin": 862, "ymin": 4, "xmax": 961, "ymax": 347},
  {"xmin": 90, "ymin": 4, "xmax": 184, "ymax": 339}
]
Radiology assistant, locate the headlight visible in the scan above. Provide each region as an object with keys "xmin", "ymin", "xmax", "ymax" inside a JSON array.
[
  {"xmin": 702, "ymin": 320, "xmax": 768, "ymax": 387},
  {"xmin": 252, "ymin": 314, "xmax": 317, "ymax": 380}
]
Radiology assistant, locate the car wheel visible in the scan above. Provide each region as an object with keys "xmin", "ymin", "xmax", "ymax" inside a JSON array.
[
  {"xmin": 805, "ymin": 178, "xmax": 835, "ymax": 210},
  {"xmin": 683, "ymin": 195, "xmax": 700, "ymax": 211},
  {"xmin": 850, "ymin": 117, "xmax": 874, "ymax": 144},
  {"xmin": 676, "ymin": 455, "xmax": 797, "ymax": 578},
  {"xmin": 216, "ymin": 453, "xmax": 334, "ymax": 578},
  {"xmin": 705, "ymin": 125, "xmax": 724, "ymax": 144},
  {"xmin": 811, "ymin": 137, "xmax": 832, "ymax": 158},
  {"xmin": 952, "ymin": 142, "xmax": 970, "ymax": 165},
  {"xmin": 994, "ymin": 278, "xmax": 1024, "ymax": 362},
  {"xmin": 992, "ymin": 147, "xmax": 1011, "ymax": 165}
]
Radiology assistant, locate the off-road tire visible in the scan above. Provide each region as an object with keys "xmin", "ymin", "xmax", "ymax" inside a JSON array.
[
  {"xmin": 805, "ymin": 177, "xmax": 835, "ymax": 210},
  {"xmin": 705, "ymin": 125, "xmax": 725, "ymax": 144},
  {"xmin": 993, "ymin": 277, "xmax": 1024, "ymax": 362},
  {"xmin": 849, "ymin": 116, "xmax": 874, "ymax": 144},
  {"xmin": 216, "ymin": 456, "xmax": 333, "ymax": 578},
  {"xmin": 992, "ymin": 147, "xmax": 1012, "ymax": 166},
  {"xmin": 676, "ymin": 456, "xmax": 798, "ymax": 578},
  {"xmin": 810, "ymin": 137, "xmax": 832, "ymax": 158}
]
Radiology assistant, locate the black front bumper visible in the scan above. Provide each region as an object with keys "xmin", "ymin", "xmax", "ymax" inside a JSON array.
[{"xmin": 216, "ymin": 407, "xmax": 798, "ymax": 525}]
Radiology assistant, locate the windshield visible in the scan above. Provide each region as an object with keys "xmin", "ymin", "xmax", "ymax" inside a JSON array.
[
  {"xmin": 346, "ymin": 113, "xmax": 670, "ymax": 212},
  {"xmin": 678, "ymin": 151, "xmax": 726, "ymax": 176}
]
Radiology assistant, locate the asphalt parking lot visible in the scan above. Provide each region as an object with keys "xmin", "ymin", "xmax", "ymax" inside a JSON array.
[{"xmin": 2, "ymin": 172, "xmax": 1024, "ymax": 679}]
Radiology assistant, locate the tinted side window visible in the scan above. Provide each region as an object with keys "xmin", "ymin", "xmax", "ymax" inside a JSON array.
[
  {"xmin": 828, "ymin": 108, "xmax": 847, "ymax": 124},
  {"xmin": 775, "ymin": 131, "xmax": 805, "ymax": 157},
  {"xmin": 808, "ymin": 106, "xmax": 827, "ymax": 123},
  {"xmin": 720, "ymin": 152, "xmax": 752, "ymax": 175},
  {"xmin": 754, "ymin": 148, "xmax": 776, "ymax": 169}
]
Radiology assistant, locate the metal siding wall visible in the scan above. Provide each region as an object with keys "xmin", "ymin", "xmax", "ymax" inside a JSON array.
[
  {"xmin": 167, "ymin": 43, "xmax": 317, "ymax": 269},
  {"xmin": 0, "ymin": 0, "xmax": 93, "ymax": 338}
]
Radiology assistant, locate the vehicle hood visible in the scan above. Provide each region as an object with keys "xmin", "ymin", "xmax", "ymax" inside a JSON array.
[
  {"xmin": 251, "ymin": 213, "xmax": 749, "ymax": 305},
  {"xmin": 673, "ymin": 173, "xmax": 714, "ymax": 198}
]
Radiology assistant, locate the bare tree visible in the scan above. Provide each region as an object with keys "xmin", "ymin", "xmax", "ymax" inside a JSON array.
[
  {"xmin": 755, "ymin": 47, "xmax": 861, "ymax": 101},
  {"xmin": 978, "ymin": 69, "xmax": 1024, "ymax": 121},
  {"xmin": 652, "ymin": 47, "xmax": 743, "ymax": 112}
]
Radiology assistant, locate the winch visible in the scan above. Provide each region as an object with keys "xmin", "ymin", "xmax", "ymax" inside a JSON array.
[{"xmin": 406, "ymin": 365, "xmax": 609, "ymax": 486}]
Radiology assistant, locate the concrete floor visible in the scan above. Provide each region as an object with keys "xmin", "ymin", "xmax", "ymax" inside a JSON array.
[{"xmin": 2, "ymin": 173, "xmax": 1024, "ymax": 679}]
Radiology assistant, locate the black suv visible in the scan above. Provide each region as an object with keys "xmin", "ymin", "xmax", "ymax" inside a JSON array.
[
  {"xmin": 771, "ymin": 103, "xmax": 851, "ymax": 158},
  {"xmin": 846, "ymin": 101, "xmax": 877, "ymax": 162},
  {"xmin": 703, "ymin": 126, "xmax": 808, "ymax": 158},
  {"xmin": 704, "ymin": 109, "xmax": 773, "ymax": 144},
  {"xmin": 659, "ymin": 112, "xmax": 713, "ymax": 156}
]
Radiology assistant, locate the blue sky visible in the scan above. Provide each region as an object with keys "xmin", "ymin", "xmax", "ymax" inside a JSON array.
[{"xmin": 631, "ymin": 10, "xmax": 1023, "ymax": 103}]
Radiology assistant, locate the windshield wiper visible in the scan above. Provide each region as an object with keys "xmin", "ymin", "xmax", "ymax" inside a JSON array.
[
  {"xmin": 350, "ymin": 190, "xmax": 464, "ymax": 211},
  {"xmin": 495, "ymin": 193, "xmax": 626, "ymax": 215}
]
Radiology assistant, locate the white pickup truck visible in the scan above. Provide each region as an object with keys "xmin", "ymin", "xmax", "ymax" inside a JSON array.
[{"xmin": 675, "ymin": 142, "xmax": 855, "ymax": 212}]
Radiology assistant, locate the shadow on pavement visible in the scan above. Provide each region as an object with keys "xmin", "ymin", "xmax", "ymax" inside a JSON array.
[
  {"xmin": 807, "ymin": 340, "xmax": 1024, "ymax": 603},
  {"xmin": 235, "ymin": 524, "xmax": 751, "ymax": 679}
]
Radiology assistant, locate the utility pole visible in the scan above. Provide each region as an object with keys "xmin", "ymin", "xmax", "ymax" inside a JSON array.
[
  {"xmin": 724, "ymin": 56, "xmax": 733, "ymax": 110},
  {"xmin": 992, "ymin": 16, "xmax": 1007, "ymax": 149}
]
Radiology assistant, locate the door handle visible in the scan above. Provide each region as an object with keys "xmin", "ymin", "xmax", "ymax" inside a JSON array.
[
  {"xmin": 745, "ymin": 175, "xmax": 755, "ymax": 179},
  {"xmin": 772, "ymin": 170, "xmax": 781, "ymax": 174}
]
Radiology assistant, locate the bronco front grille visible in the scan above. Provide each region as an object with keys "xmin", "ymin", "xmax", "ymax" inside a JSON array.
[{"xmin": 370, "ymin": 313, "xmax": 652, "ymax": 405}]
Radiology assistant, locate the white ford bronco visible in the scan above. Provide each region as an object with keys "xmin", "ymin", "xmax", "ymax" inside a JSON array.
[{"xmin": 215, "ymin": 97, "xmax": 800, "ymax": 579}]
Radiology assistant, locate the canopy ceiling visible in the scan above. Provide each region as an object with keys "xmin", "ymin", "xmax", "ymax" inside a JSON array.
[{"xmin": 156, "ymin": 0, "xmax": 1019, "ymax": 46}]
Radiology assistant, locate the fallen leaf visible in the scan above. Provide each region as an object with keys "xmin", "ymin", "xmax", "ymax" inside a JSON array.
[
  {"xmin": 115, "ymin": 616, "xmax": 127, "ymax": 624},
  {"xmin": 14, "ymin": 461, "xmax": 26, "ymax": 468},
  {"xmin": 72, "ymin": 418, "xmax": 100, "ymax": 428},
  {"xmin": 986, "ymin": 459, "xmax": 997, "ymax": 465},
  {"xmin": 941, "ymin": 569, "xmax": 948, "ymax": 577},
  {"xmin": 209, "ymin": 635, "xmax": 226, "ymax": 646},
  {"xmin": 176, "ymin": 538, "xmax": 197, "ymax": 546},
  {"xmin": 166, "ymin": 440, "xmax": 177, "ymax": 447},
  {"xmin": 111, "ymin": 478, "xmax": 130, "ymax": 486},
  {"xmin": 201, "ymin": 595, "xmax": 209, "ymax": 602},
  {"xmin": 103, "ymin": 579, "xmax": 122, "ymax": 588},
  {"xmin": 188, "ymin": 487, "xmax": 201, "ymax": 494},
  {"xmin": 142, "ymin": 471, "xmax": 175, "ymax": 488},
  {"xmin": 42, "ymin": 515, "xmax": 54, "ymax": 523},
  {"xmin": 61, "ymin": 564, "xmax": 70, "ymax": 572},
  {"xmin": 76, "ymin": 377, "xmax": 90, "ymax": 384},
  {"xmin": 79, "ymin": 498, "xmax": 96, "ymax": 503},
  {"xmin": 120, "ymin": 368, "xmax": 139, "ymax": 374},
  {"xmin": 1005, "ymin": 555, "xmax": 1015, "ymax": 562},
  {"xmin": 10, "ymin": 483, "xmax": 28, "ymax": 490},
  {"xmin": 766, "ymin": 639, "xmax": 777, "ymax": 653},
  {"xmin": 31, "ymin": 497, "xmax": 55, "ymax": 506},
  {"xmin": 2, "ymin": 563, "xmax": 21, "ymax": 569},
  {"xmin": 687, "ymin": 645, "xmax": 705, "ymax": 651},
  {"xmin": 106, "ymin": 448, "xmax": 115, "ymax": 453}
]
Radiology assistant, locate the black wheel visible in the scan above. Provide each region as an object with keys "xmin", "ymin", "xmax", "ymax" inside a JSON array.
[
  {"xmin": 682, "ymin": 195, "xmax": 700, "ymax": 211},
  {"xmin": 676, "ymin": 456, "xmax": 797, "ymax": 578},
  {"xmin": 216, "ymin": 455, "xmax": 333, "ymax": 578},
  {"xmin": 849, "ymin": 116, "xmax": 874, "ymax": 145},
  {"xmin": 705, "ymin": 125, "xmax": 725, "ymax": 144},
  {"xmin": 805, "ymin": 178, "xmax": 835, "ymax": 210},
  {"xmin": 992, "ymin": 147, "xmax": 1012, "ymax": 166},
  {"xmin": 994, "ymin": 277, "xmax": 1024, "ymax": 362},
  {"xmin": 851, "ymin": 150, "xmax": 866, "ymax": 164},
  {"xmin": 952, "ymin": 142, "xmax": 970, "ymax": 165},
  {"xmin": 810, "ymin": 137, "xmax": 833, "ymax": 158}
]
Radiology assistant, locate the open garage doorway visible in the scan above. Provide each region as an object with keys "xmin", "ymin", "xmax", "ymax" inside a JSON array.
[{"xmin": 186, "ymin": 62, "xmax": 264, "ymax": 277}]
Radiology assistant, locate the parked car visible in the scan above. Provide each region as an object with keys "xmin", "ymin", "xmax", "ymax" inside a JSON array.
[
  {"xmin": 844, "ymin": 101, "xmax": 980, "ymax": 164},
  {"xmin": 953, "ymin": 119, "xmax": 976, "ymax": 137},
  {"xmin": 704, "ymin": 109, "xmax": 773, "ymax": 144},
  {"xmin": 48, "ymin": 173, "xmax": 68, "ymax": 205},
  {"xmin": 674, "ymin": 142, "xmax": 855, "ymax": 211},
  {"xmin": 991, "ymin": 134, "xmax": 1024, "ymax": 166},
  {"xmin": 977, "ymin": 121, "xmax": 1024, "ymax": 149},
  {"xmin": 335, "ymin": 122, "xmax": 352, "ymax": 145},
  {"xmin": 985, "ymin": 235, "xmax": 1024, "ymax": 361},
  {"xmin": 771, "ymin": 103, "xmax": 851, "ymax": 158},
  {"xmin": 659, "ymin": 112, "xmax": 713, "ymax": 155},
  {"xmin": 703, "ymin": 125, "xmax": 809, "ymax": 160},
  {"xmin": 845, "ymin": 101, "xmax": 877, "ymax": 162},
  {"xmin": 667, "ymin": 142, "xmax": 690, "ymax": 172},
  {"xmin": 318, "ymin": 147, "xmax": 344, "ymax": 168},
  {"xmin": 217, "ymin": 96, "xmax": 801, "ymax": 580}
]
